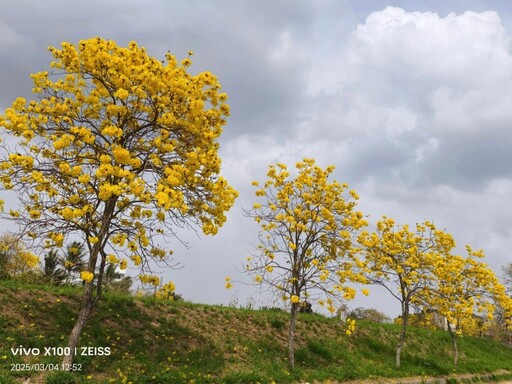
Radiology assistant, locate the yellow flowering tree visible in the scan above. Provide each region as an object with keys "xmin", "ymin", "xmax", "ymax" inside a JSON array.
[
  {"xmin": 0, "ymin": 232, "xmax": 39, "ymax": 278},
  {"xmin": 356, "ymin": 217, "xmax": 455, "ymax": 368},
  {"xmin": 0, "ymin": 37, "xmax": 237, "ymax": 365},
  {"xmin": 245, "ymin": 158, "xmax": 367, "ymax": 370},
  {"xmin": 424, "ymin": 247, "xmax": 512, "ymax": 365}
]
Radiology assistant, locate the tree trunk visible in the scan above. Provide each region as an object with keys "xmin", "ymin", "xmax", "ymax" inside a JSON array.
[
  {"xmin": 62, "ymin": 197, "xmax": 116, "ymax": 366},
  {"xmin": 288, "ymin": 303, "xmax": 299, "ymax": 371},
  {"xmin": 62, "ymin": 283, "xmax": 95, "ymax": 366},
  {"xmin": 446, "ymin": 318, "xmax": 459, "ymax": 366},
  {"xmin": 396, "ymin": 301, "xmax": 409, "ymax": 368}
]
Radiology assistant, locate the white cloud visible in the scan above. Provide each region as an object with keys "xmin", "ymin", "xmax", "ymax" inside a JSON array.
[
  {"xmin": 304, "ymin": 6, "xmax": 512, "ymax": 188},
  {"xmin": 308, "ymin": 6, "xmax": 512, "ymax": 120},
  {"xmin": 351, "ymin": 7, "xmax": 510, "ymax": 86}
]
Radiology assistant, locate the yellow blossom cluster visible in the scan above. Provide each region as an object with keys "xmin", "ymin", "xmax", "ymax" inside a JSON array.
[
  {"xmin": 80, "ymin": 271, "xmax": 94, "ymax": 283},
  {"xmin": 345, "ymin": 318, "xmax": 356, "ymax": 336},
  {"xmin": 48, "ymin": 232, "xmax": 65, "ymax": 247},
  {"xmin": 139, "ymin": 274, "xmax": 160, "ymax": 287},
  {"xmin": 155, "ymin": 281, "xmax": 176, "ymax": 300},
  {"xmin": 107, "ymin": 254, "xmax": 119, "ymax": 264}
]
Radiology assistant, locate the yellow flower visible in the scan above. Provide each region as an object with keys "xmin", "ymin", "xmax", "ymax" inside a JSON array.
[
  {"xmin": 69, "ymin": 194, "xmax": 81, "ymax": 204},
  {"xmin": 29, "ymin": 209, "xmax": 41, "ymax": 219},
  {"xmin": 99, "ymin": 154, "xmax": 111, "ymax": 164},
  {"xmin": 78, "ymin": 174, "xmax": 91, "ymax": 184},
  {"xmin": 81, "ymin": 271, "xmax": 94, "ymax": 283},
  {"xmin": 163, "ymin": 281, "xmax": 175, "ymax": 292},
  {"xmin": 112, "ymin": 146, "xmax": 131, "ymax": 164},
  {"xmin": 107, "ymin": 254, "xmax": 119, "ymax": 264},
  {"xmin": 24, "ymin": 252, "xmax": 39, "ymax": 268},
  {"xmin": 130, "ymin": 254, "xmax": 142, "ymax": 266},
  {"xmin": 50, "ymin": 232, "xmax": 65, "ymax": 247},
  {"xmin": 9, "ymin": 209, "xmax": 20, "ymax": 218},
  {"xmin": 113, "ymin": 89, "xmax": 129, "ymax": 100},
  {"xmin": 291, "ymin": 295, "xmax": 300, "ymax": 304}
]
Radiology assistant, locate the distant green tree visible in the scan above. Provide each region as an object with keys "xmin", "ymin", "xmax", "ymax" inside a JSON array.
[
  {"xmin": 299, "ymin": 301, "xmax": 313, "ymax": 313},
  {"xmin": 348, "ymin": 307, "xmax": 390, "ymax": 323}
]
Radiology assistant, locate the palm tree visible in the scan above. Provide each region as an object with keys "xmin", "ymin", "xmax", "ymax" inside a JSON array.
[
  {"xmin": 59, "ymin": 241, "xmax": 87, "ymax": 284},
  {"xmin": 43, "ymin": 249, "xmax": 65, "ymax": 284},
  {"xmin": 102, "ymin": 263, "xmax": 132, "ymax": 294}
]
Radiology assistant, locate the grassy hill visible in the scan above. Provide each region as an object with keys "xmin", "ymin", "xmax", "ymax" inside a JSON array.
[{"xmin": 0, "ymin": 280, "xmax": 511, "ymax": 384}]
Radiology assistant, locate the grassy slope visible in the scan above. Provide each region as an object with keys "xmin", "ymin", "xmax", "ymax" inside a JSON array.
[{"xmin": 0, "ymin": 280, "xmax": 511, "ymax": 384}]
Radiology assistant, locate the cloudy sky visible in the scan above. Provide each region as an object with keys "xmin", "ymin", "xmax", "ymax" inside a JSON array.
[{"xmin": 1, "ymin": 0, "xmax": 511, "ymax": 317}]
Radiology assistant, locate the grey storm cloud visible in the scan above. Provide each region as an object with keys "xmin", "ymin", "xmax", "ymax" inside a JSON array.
[
  {"xmin": 417, "ymin": 129, "xmax": 512, "ymax": 190},
  {"xmin": 0, "ymin": 1, "xmax": 322, "ymax": 144}
]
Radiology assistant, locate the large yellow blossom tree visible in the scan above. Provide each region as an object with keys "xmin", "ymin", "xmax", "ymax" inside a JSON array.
[
  {"xmin": 245, "ymin": 158, "xmax": 367, "ymax": 370},
  {"xmin": 0, "ymin": 37, "xmax": 238, "ymax": 365}
]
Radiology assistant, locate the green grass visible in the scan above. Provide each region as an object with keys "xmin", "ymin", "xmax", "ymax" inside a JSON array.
[{"xmin": 0, "ymin": 279, "xmax": 511, "ymax": 383}]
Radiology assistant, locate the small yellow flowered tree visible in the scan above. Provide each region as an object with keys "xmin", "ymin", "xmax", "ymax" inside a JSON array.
[
  {"xmin": 425, "ymin": 247, "xmax": 512, "ymax": 365},
  {"xmin": 245, "ymin": 158, "xmax": 367, "ymax": 370},
  {"xmin": 0, "ymin": 232, "xmax": 39, "ymax": 278},
  {"xmin": 356, "ymin": 217, "xmax": 455, "ymax": 368},
  {"xmin": 0, "ymin": 37, "xmax": 238, "ymax": 365}
]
